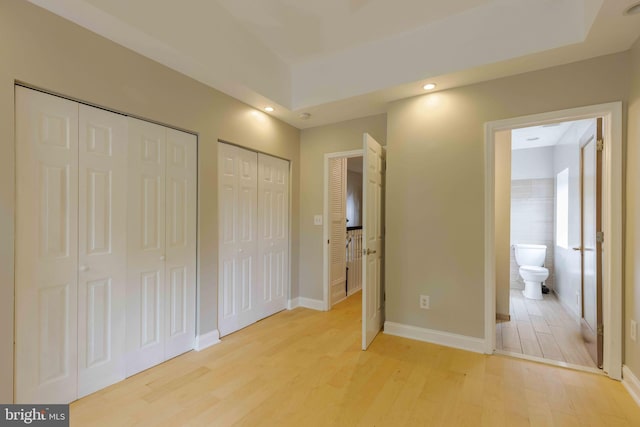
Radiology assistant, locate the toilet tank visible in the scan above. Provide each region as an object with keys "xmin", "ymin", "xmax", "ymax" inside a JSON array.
[{"xmin": 514, "ymin": 244, "xmax": 546, "ymax": 266}]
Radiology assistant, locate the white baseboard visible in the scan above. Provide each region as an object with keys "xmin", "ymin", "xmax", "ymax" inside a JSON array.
[
  {"xmin": 298, "ymin": 297, "xmax": 325, "ymax": 311},
  {"xmin": 623, "ymin": 365, "xmax": 640, "ymax": 407},
  {"xmin": 384, "ymin": 321, "xmax": 485, "ymax": 354},
  {"xmin": 287, "ymin": 297, "xmax": 324, "ymax": 311},
  {"xmin": 194, "ymin": 329, "xmax": 220, "ymax": 351}
]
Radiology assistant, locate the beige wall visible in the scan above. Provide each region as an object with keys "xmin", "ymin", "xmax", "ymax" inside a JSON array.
[
  {"xmin": 0, "ymin": 0, "xmax": 300, "ymax": 402},
  {"xmin": 495, "ymin": 130, "xmax": 511, "ymax": 317},
  {"xmin": 299, "ymin": 115, "xmax": 387, "ymax": 301},
  {"xmin": 626, "ymin": 37, "xmax": 640, "ymax": 378},
  {"xmin": 386, "ymin": 52, "xmax": 630, "ymax": 338}
]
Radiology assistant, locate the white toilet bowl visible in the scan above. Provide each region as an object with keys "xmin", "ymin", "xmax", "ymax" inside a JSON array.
[
  {"xmin": 513, "ymin": 244, "xmax": 549, "ymax": 300},
  {"xmin": 518, "ymin": 265, "xmax": 549, "ymax": 300}
]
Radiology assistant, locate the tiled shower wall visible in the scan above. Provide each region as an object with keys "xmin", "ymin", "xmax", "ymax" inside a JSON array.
[{"xmin": 510, "ymin": 178, "xmax": 555, "ymax": 290}]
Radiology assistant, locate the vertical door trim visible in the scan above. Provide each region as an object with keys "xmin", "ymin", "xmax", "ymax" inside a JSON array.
[{"xmin": 484, "ymin": 102, "xmax": 623, "ymax": 379}]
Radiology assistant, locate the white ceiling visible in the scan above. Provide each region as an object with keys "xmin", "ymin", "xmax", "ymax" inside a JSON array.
[
  {"xmin": 511, "ymin": 119, "xmax": 595, "ymax": 150},
  {"xmin": 27, "ymin": 0, "xmax": 640, "ymax": 129}
]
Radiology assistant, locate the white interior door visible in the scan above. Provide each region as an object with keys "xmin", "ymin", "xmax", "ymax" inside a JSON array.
[
  {"xmin": 329, "ymin": 157, "xmax": 347, "ymax": 306},
  {"xmin": 218, "ymin": 143, "xmax": 258, "ymax": 336},
  {"xmin": 362, "ymin": 133, "xmax": 384, "ymax": 350},
  {"xmin": 15, "ymin": 87, "xmax": 79, "ymax": 403},
  {"xmin": 257, "ymin": 153, "xmax": 290, "ymax": 318},
  {"xmin": 77, "ymin": 104, "xmax": 128, "ymax": 398},
  {"xmin": 164, "ymin": 129, "xmax": 197, "ymax": 359},
  {"xmin": 581, "ymin": 118, "xmax": 603, "ymax": 368},
  {"xmin": 126, "ymin": 118, "xmax": 166, "ymax": 376}
]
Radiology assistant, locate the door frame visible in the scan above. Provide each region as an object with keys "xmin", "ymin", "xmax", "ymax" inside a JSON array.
[
  {"xmin": 484, "ymin": 102, "xmax": 623, "ymax": 379},
  {"xmin": 323, "ymin": 149, "xmax": 363, "ymax": 311}
]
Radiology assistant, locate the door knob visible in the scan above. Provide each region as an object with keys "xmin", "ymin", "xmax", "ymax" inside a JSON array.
[
  {"xmin": 364, "ymin": 248, "xmax": 377, "ymax": 255},
  {"xmin": 572, "ymin": 247, "xmax": 582, "ymax": 251},
  {"xmin": 79, "ymin": 265, "xmax": 89, "ymax": 272}
]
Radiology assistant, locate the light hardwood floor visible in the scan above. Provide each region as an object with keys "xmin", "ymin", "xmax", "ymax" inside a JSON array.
[
  {"xmin": 496, "ymin": 289, "xmax": 597, "ymax": 369},
  {"xmin": 71, "ymin": 292, "xmax": 640, "ymax": 426}
]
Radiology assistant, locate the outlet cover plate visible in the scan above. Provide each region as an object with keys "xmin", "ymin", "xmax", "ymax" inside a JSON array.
[{"xmin": 420, "ymin": 295, "xmax": 430, "ymax": 310}]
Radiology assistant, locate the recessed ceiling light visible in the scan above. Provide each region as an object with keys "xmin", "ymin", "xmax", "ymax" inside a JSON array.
[
  {"xmin": 422, "ymin": 83, "xmax": 437, "ymax": 91},
  {"xmin": 526, "ymin": 137, "xmax": 540, "ymax": 141},
  {"xmin": 264, "ymin": 106, "xmax": 274, "ymax": 112},
  {"xmin": 299, "ymin": 112, "xmax": 311, "ymax": 120},
  {"xmin": 624, "ymin": 2, "xmax": 640, "ymax": 15}
]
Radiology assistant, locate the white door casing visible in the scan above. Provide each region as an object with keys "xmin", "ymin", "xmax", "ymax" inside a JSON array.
[
  {"xmin": 218, "ymin": 143, "xmax": 258, "ymax": 337},
  {"xmin": 15, "ymin": 87, "xmax": 79, "ymax": 403},
  {"xmin": 77, "ymin": 104, "xmax": 128, "ymax": 398},
  {"xmin": 126, "ymin": 118, "xmax": 167, "ymax": 376},
  {"xmin": 257, "ymin": 153, "xmax": 289, "ymax": 319},
  {"xmin": 329, "ymin": 157, "xmax": 347, "ymax": 306},
  {"xmin": 362, "ymin": 133, "xmax": 385, "ymax": 350}
]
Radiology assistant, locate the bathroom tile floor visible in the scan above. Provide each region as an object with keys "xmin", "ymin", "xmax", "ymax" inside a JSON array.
[{"xmin": 496, "ymin": 289, "xmax": 597, "ymax": 369}]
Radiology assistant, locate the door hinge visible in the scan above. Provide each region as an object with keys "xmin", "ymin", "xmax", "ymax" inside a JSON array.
[
  {"xmin": 596, "ymin": 231, "xmax": 604, "ymax": 244},
  {"xmin": 597, "ymin": 323, "xmax": 604, "ymax": 336},
  {"xmin": 597, "ymin": 139, "xmax": 604, "ymax": 151}
]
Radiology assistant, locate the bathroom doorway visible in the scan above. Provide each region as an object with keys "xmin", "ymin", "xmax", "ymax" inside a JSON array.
[{"xmin": 484, "ymin": 102, "xmax": 622, "ymax": 379}]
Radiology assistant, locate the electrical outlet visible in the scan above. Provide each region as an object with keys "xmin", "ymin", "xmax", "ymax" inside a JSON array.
[
  {"xmin": 313, "ymin": 215, "xmax": 323, "ymax": 226},
  {"xmin": 631, "ymin": 320, "xmax": 637, "ymax": 342},
  {"xmin": 419, "ymin": 295, "xmax": 430, "ymax": 310}
]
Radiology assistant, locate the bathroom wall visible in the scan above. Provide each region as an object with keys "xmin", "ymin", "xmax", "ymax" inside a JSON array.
[{"xmin": 510, "ymin": 146, "xmax": 555, "ymax": 290}]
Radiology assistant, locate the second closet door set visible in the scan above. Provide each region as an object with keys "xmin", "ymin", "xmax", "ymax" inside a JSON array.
[
  {"xmin": 15, "ymin": 87, "xmax": 197, "ymax": 403},
  {"xmin": 218, "ymin": 143, "xmax": 290, "ymax": 336}
]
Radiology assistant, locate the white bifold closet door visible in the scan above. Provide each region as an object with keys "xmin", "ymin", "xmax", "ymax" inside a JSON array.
[
  {"xmin": 15, "ymin": 87, "xmax": 128, "ymax": 403},
  {"xmin": 257, "ymin": 153, "xmax": 290, "ymax": 319},
  {"xmin": 126, "ymin": 118, "xmax": 197, "ymax": 377},
  {"xmin": 218, "ymin": 143, "xmax": 289, "ymax": 337}
]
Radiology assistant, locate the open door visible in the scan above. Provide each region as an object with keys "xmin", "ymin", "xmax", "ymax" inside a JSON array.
[
  {"xmin": 362, "ymin": 133, "xmax": 384, "ymax": 350},
  {"xmin": 581, "ymin": 118, "xmax": 603, "ymax": 368}
]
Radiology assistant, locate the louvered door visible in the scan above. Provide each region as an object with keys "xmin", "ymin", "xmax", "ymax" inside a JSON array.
[{"xmin": 329, "ymin": 157, "xmax": 347, "ymax": 306}]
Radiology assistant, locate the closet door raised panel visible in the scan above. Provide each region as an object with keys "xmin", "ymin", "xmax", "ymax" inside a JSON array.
[
  {"xmin": 15, "ymin": 87, "xmax": 79, "ymax": 403},
  {"xmin": 77, "ymin": 105, "xmax": 128, "ymax": 398},
  {"xmin": 126, "ymin": 118, "xmax": 166, "ymax": 376},
  {"xmin": 164, "ymin": 129, "xmax": 197, "ymax": 359},
  {"xmin": 218, "ymin": 143, "xmax": 258, "ymax": 337},
  {"xmin": 257, "ymin": 154, "xmax": 289, "ymax": 318}
]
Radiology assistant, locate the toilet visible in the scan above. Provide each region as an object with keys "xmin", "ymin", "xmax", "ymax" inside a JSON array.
[{"xmin": 513, "ymin": 244, "xmax": 549, "ymax": 300}]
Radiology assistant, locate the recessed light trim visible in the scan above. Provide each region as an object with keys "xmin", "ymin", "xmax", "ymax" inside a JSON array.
[
  {"xmin": 422, "ymin": 83, "xmax": 437, "ymax": 91},
  {"xmin": 624, "ymin": 2, "xmax": 640, "ymax": 15},
  {"xmin": 264, "ymin": 106, "xmax": 275, "ymax": 112},
  {"xmin": 526, "ymin": 137, "xmax": 540, "ymax": 141}
]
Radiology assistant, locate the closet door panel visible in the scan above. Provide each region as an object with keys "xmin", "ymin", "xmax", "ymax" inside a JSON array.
[
  {"xmin": 77, "ymin": 105, "xmax": 128, "ymax": 398},
  {"xmin": 126, "ymin": 118, "xmax": 166, "ymax": 376},
  {"xmin": 15, "ymin": 87, "xmax": 79, "ymax": 403},
  {"xmin": 164, "ymin": 129, "xmax": 197, "ymax": 359},
  {"xmin": 218, "ymin": 143, "xmax": 258, "ymax": 336},
  {"xmin": 258, "ymin": 154, "xmax": 289, "ymax": 318}
]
